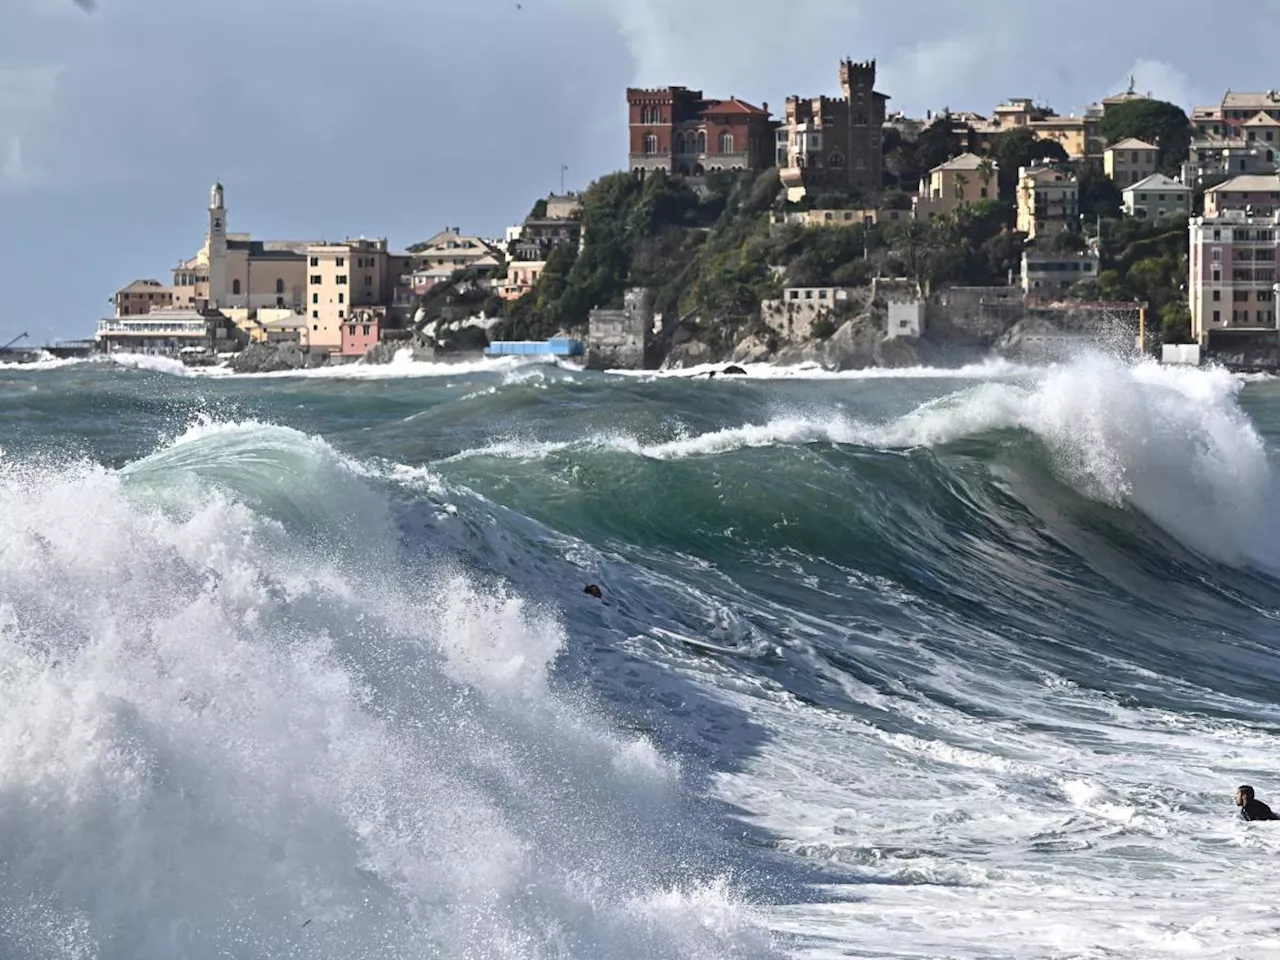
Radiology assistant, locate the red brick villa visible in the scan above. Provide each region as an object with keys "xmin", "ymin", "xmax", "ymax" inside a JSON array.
[{"xmin": 627, "ymin": 86, "xmax": 777, "ymax": 178}]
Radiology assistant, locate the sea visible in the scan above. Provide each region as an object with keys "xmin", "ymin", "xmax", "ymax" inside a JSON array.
[{"xmin": 2, "ymin": 349, "xmax": 1280, "ymax": 959}]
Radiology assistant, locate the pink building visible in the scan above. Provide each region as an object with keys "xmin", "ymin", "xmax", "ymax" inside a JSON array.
[
  {"xmin": 1189, "ymin": 209, "xmax": 1280, "ymax": 342},
  {"xmin": 1203, "ymin": 174, "xmax": 1280, "ymax": 217},
  {"xmin": 340, "ymin": 311, "xmax": 381, "ymax": 357}
]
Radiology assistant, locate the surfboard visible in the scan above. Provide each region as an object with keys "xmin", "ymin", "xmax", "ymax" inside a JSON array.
[{"xmin": 650, "ymin": 625, "xmax": 753, "ymax": 657}]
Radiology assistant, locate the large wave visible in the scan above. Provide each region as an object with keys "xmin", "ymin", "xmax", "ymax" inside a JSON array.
[{"xmin": 0, "ymin": 429, "xmax": 781, "ymax": 959}]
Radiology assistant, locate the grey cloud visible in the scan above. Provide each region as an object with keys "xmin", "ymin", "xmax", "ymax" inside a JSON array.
[{"xmin": 3, "ymin": 0, "xmax": 1280, "ymax": 340}]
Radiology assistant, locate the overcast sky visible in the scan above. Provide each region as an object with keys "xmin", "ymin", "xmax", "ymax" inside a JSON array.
[{"xmin": 3, "ymin": 0, "xmax": 1278, "ymax": 342}]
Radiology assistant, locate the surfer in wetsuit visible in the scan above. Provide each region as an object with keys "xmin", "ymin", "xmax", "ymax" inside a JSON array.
[{"xmin": 1236, "ymin": 784, "xmax": 1279, "ymax": 821}]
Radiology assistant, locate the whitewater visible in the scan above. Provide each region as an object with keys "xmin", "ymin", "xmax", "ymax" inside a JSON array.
[{"xmin": 3, "ymin": 352, "xmax": 1280, "ymax": 959}]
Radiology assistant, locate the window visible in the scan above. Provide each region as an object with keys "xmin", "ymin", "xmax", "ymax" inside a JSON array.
[
  {"xmin": 819, "ymin": 290, "xmax": 828, "ymax": 299},
  {"xmin": 1213, "ymin": 290, "xmax": 1221, "ymax": 301},
  {"xmin": 338, "ymin": 293, "xmax": 345, "ymax": 304},
  {"xmin": 805, "ymin": 290, "xmax": 813, "ymax": 300},
  {"xmin": 310, "ymin": 274, "xmax": 321, "ymax": 284},
  {"xmin": 829, "ymin": 153, "xmax": 845, "ymax": 169},
  {"xmin": 276, "ymin": 278, "xmax": 285, "ymax": 294},
  {"xmin": 365, "ymin": 275, "xmax": 373, "ymax": 286},
  {"xmin": 643, "ymin": 134, "xmax": 658, "ymax": 155},
  {"xmin": 1213, "ymin": 310, "xmax": 1221, "ymax": 323},
  {"xmin": 336, "ymin": 257, "xmax": 345, "ymax": 268},
  {"xmin": 312, "ymin": 293, "xmax": 319, "ymax": 304},
  {"xmin": 362, "ymin": 324, "xmax": 371, "ymax": 336},
  {"xmin": 720, "ymin": 132, "xmax": 734, "ymax": 154},
  {"xmin": 1214, "ymin": 229, "xmax": 1222, "ymax": 241},
  {"xmin": 336, "ymin": 275, "xmax": 348, "ymax": 285},
  {"xmin": 312, "ymin": 310, "xmax": 318, "ymax": 319},
  {"xmin": 1213, "ymin": 249, "xmax": 1221, "ymax": 262},
  {"xmin": 232, "ymin": 279, "xmax": 241, "ymax": 295},
  {"xmin": 1234, "ymin": 290, "xmax": 1250, "ymax": 302},
  {"xmin": 789, "ymin": 290, "xmax": 799, "ymax": 300},
  {"xmin": 338, "ymin": 310, "xmax": 345, "ymax": 319}
]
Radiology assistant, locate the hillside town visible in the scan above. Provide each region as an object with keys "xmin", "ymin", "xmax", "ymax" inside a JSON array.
[{"xmin": 88, "ymin": 63, "xmax": 1280, "ymax": 371}]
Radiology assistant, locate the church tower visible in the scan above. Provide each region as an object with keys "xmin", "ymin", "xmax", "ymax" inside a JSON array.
[{"xmin": 207, "ymin": 181, "xmax": 227, "ymax": 308}]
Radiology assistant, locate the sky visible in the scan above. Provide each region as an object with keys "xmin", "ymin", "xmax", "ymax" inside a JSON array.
[{"xmin": 3, "ymin": 0, "xmax": 1280, "ymax": 342}]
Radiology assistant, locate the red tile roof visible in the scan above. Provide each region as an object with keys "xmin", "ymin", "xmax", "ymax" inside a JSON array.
[{"xmin": 702, "ymin": 98, "xmax": 769, "ymax": 117}]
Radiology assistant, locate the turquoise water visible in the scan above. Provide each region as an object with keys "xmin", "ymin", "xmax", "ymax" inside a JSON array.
[{"xmin": 3, "ymin": 353, "xmax": 1280, "ymax": 958}]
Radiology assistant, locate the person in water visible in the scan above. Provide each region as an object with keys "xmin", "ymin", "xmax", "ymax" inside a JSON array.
[
  {"xmin": 583, "ymin": 584, "xmax": 603, "ymax": 600},
  {"xmin": 1236, "ymin": 785, "xmax": 1279, "ymax": 820}
]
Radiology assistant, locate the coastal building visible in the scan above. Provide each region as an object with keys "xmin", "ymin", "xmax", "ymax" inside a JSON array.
[
  {"xmin": 778, "ymin": 58, "xmax": 889, "ymax": 201},
  {"xmin": 586, "ymin": 288, "xmax": 656, "ymax": 370},
  {"xmin": 497, "ymin": 259, "xmax": 548, "ymax": 301},
  {"xmin": 1188, "ymin": 209, "xmax": 1280, "ymax": 341},
  {"xmin": 1099, "ymin": 79, "xmax": 1149, "ymax": 115},
  {"xmin": 1182, "ymin": 136, "xmax": 1276, "ymax": 185},
  {"xmin": 1016, "ymin": 164, "xmax": 1080, "ymax": 240},
  {"xmin": 408, "ymin": 228, "xmax": 504, "ymax": 293},
  {"xmin": 975, "ymin": 97, "xmax": 1103, "ymax": 160},
  {"xmin": 95, "ymin": 306, "xmax": 236, "ymax": 355},
  {"xmin": 304, "ymin": 239, "xmax": 405, "ymax": 352},
  {"xmin": 912, "ymin": 153, "xmax": 999, "ymax": 221},
  {"xmin": 1104, "ymin": 138, "xmax": 1158, "ymax": 186},
  {"xmin": 1122, "ymin": 175, "xmax": 1193, "ymax": 219},
  {"xmin": 760, "ymin": 286, "xmax": 857, "ymax": 341},
  {"xmin": 1192, "ymin": 91, "xmax": 1280, "ymax": 140},
  {"xmin": 1204, "ymin": 174, "xmax": 1280, "ymax": 216},
  {"xmin": 626, "ymin": 87, "xmax": 776, "ymax": 178},
  {"xmin": 113, "ymin": 279, "xmax": 173, "ymax": 317},
  {"xmin": 770, "ymin": 207, "xmax": 909, "ymax": 229},
  {"xmin": 171, "ymin": 183, "xmax": 314, "ymax": 313},
  {"xmin": 1020, "ymin": 249, "xmax": 1099, "ymax": 294},
  {"xmin": 339, "ymin": 308, "xmax": 383, "ymax": 358},
  {"xmin": 544, "ymin": 193, "xmax": 582, "ymax": 220},
  {"xmin": 877, "ymin": 278, "xmax": 925, "ymax": 339}
]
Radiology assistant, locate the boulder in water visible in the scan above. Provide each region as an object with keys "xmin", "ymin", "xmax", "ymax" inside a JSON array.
[{"xmin": 226, "ymin": 342, "xmax": 324, "ymax": 374}]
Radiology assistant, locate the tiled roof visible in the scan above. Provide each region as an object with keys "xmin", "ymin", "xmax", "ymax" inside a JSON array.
[
  {"xmin": 702, "ymin": 98, "xmax": 769, "ymax": 116},
  {"xmin": 119, "ymin": 279, "xmax": 169, "ymax": 293},
  {"xmin": 1124, "ymin": 174, "xmax": 1190, "ymax": 193},
  {"xmin": 930, "ymin": 152, "xmax": 993, "ymax": 173},
  {"xmin": 1223, "ymin": 91, "xmax": 1280, "ymax": 110},
  {"xmin": 1106, "ymin": 137, "xmax": 1157, "ymax": 151},
  {"xmin": 1206, "ymin": 174, "xmax": 1280, "ymax": 193}
]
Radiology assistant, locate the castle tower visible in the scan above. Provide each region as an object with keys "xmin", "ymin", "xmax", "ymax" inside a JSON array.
[
  {"xmin": 839, "ymin": 58, "xmax": 877, "ymax": 107},
  {"xmin": 207, "ymin": 181, "xmax": 227, "ymax": 308}
]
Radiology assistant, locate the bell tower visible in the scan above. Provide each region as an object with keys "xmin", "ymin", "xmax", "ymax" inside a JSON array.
[{"xmin": 207, "ymin": 181, "xmax": 227, "ymax": 308}]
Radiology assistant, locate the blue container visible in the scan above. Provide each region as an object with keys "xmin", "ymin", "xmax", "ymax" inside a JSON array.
[{"xmin": 485, "ymin": 338, "xmax": 584, "ymax": 357}]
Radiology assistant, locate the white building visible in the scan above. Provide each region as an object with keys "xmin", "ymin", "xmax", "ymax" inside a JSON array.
[
  {"xmin": 1123, "ymin": 174, "xmax": 1193, "ymax": 220},
  {"xmin": 1020, "ymin": 250, "xmax": 1100, "ymax": 294}
]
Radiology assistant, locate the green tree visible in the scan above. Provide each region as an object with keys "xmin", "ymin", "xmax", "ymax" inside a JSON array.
[
  {"xmin": 1097, "ymin": 99, "xmax": 1191, "ymax": 173},
  {"xmin": 1077, "ymin": 165, "xmax": 1123, "ymax": 220},
  {"xmin": 993, "ymin": 128, "xmax": 1070, "ymax": 194},
  {"xmin": 1158, "ymin": 302, "xmax": 1193, "ymax": 343}
]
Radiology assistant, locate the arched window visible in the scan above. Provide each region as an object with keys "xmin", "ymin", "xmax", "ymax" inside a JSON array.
[
  {"xmin": 696, "ymin": 130, "xmax": 707, "ymax": 154},
  {"xmin": 828, "ymin": 153, "xmax": 845, "ymax": 169},
  {"xmin": 720, "ymin": 132, "xmax": 734, "ymax": 154},
  {"xmin": 232, "ymin": 279, "xmax": 241, "ymax": 296},
  {"xmin": 674, "ymin": 132, "xmax": 686, "ymax": 155},
  {"xmin": 276, "ymin": 278, "xmax": 285, "ymax": 294},
  {"xmin": 644, "ymin": 134, "xmax": 658, "ymax": 155}
]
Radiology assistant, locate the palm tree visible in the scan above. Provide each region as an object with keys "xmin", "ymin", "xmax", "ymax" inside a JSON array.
[
  {"xmin": 954, "ymin": 172, "xmax": 970, "ymax": 203},
  {"xmin": 977, "ymin": 158, "xmax": 996, "ymax": 199}
]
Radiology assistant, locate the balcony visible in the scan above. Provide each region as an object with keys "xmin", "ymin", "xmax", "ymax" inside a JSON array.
[{"xmin": 97, "ymin": 319, "xmax": 208, "ymax": 337}]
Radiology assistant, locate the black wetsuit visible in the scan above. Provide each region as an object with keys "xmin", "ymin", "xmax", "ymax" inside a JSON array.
[{"xmin": 1241, "ymin": 798, "xmax": 1279, "ymax": 821}]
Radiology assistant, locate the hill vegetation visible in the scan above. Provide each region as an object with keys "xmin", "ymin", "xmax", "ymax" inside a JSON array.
[{"xmin": 485, "ymin": 103, "xmax": 1194, "ymax": 348}]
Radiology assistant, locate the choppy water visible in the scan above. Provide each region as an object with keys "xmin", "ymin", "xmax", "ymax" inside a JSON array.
[{"xmin": 3, "ymin": 351, "xmax": 1280, "ymax": 959}]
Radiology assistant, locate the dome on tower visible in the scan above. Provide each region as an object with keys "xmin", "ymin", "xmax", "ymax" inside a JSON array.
[{"xmin": 210, "ymin": 181, "xmax": 224, "ymax": 209}]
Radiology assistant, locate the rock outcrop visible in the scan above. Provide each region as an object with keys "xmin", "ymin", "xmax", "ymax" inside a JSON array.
[{"xmin": 226, "ymin": 342, "xmax": 327, "ymax": 374}]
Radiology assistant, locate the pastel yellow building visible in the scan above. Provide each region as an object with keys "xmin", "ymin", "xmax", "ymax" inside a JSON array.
[
  {"xmin": 171, "ymin": 183, "xmax": 315, "ymax": 314},
  {"xmin": 1017, "ymin": 164, "xmax": 1080, "ymax": 240},
  {"xmin": 1104, "ymin": 138, "xmax": 1158, "ymax": 186},
  {"xmin": 913, "ymin": 153, "xmax": 999, "ymax": 221},
  {"xmin": 305, "ymin": 239, "xmax": 401, "ymax": 352}
]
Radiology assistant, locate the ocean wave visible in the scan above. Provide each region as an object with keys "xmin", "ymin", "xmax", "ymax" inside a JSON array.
[
  {"xmin": 608, "ymin": 357, "xmax": 1035, "ymax": 381},
  {"xmin": 0, "ymin": 431, "xmax": 781, "ymax": 958}
]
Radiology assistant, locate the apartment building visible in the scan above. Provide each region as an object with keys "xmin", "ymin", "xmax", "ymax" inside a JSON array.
[
  {"xmin": 912, "ymin": 153, "xmax": 998, "ymax": 221},
  {"xmin": 1123, "ymin": 174, "xmax": 1193, "ymax": 219},
  {"xmin": 113, "ymin": 279, "xmax": 173, "ymax": 317},
  {"xmin": 1189, "ymin": 209, "xmax": 1280, "ymax": 341},
  {"xmin": 1016, "ymin": 164, "xmax": 1080, "ymax": 240},
  {"xmin": 1104, "ymin": 138, "xmax": 1158, "ymax": 186}
]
